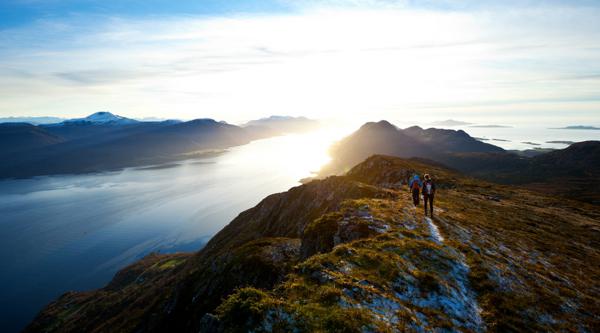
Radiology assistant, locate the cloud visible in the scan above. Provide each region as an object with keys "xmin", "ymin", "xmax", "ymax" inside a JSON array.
[
  {"xmin": 54, "ymin": 69, "xmax": 157, "ymax": 85},
  {"xmin": 0, "ymin": 2, "xmax": 599, "ymax": 124}
]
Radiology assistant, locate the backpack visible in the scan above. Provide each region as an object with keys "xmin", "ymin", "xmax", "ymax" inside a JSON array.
[{"xmin": 411, "ymin": 180, "xmax": 420, "ymax": 190}]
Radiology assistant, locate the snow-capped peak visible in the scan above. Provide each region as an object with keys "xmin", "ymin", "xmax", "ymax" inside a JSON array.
[{"xmin": 63, "ymin": 112, "xmax": 138, "ymax": 125}]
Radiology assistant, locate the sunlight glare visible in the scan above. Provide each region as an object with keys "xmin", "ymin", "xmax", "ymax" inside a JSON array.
[{"xmin": 221, "ymin": 125, "xmax": 356, "ymax": 181}]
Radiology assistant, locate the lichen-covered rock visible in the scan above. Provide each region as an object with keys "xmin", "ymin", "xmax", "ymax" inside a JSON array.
[{"xmin": 300, "ymin": 202, "xmax": 384, "ymax": 258}]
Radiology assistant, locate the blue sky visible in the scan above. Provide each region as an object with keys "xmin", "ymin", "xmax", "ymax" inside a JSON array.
[
  {"xmin": 0, "ymin": 0, "xmax": 291, "ymax": 28},
  {"xmin": 4, "ymin": 0, "xmax": 600, "ymax": 28},
  {"xmin": 1, "ymin": 0, "xmax": 599, "ymax": 125}
]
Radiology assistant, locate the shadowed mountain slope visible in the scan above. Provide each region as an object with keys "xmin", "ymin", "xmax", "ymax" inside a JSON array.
[
  {"xmin": 0, "ymin": 115, "xmax": 317, "ymax": 179},
  {"xmin": 416, "ymin": 141, "xmax": 600, "ymax": 204},
  {"xmin": 26, "ymin": 155, "xmax": 600, "ymax": 332},
  {"xmin": 0, "ymin": 119, "xmax": 253, "ymax": 179},
  {"xmin": 321, "ymin": 121, "xmax": 600, "ymax": 204},
  {"xmin": 0, "ymin": 123, "xmax": 65, "ymax": 156},
  {"xmin": 321, "ymin": 121, "xmax": 503, "ymax": 175}
]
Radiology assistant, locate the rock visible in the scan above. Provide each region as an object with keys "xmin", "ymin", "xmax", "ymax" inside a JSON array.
[
  {"xmin": 198, "ymin": 313, "xmax": 222, "ymax": 333},
  {"xmin": 486, "ymin": 195, "xmax": 501, "ymax": 202},
  {"xmin": 300, "ymin": 208, "xmax": 379, "ymax": 258}
]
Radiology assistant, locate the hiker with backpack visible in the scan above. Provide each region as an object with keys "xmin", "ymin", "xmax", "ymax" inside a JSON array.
[
  {"xmin": 422, "ymin": 174, "xmax": 436, "ymax": 217},
  {"xmin": 408, "ymin": 174, "xmax": 422, "ymax": 206}
]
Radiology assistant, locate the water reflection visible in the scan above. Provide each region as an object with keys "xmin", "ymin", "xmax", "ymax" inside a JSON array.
[{"xmin": 0, "ymin": 129, "xmax": 348, "ymax": 332}]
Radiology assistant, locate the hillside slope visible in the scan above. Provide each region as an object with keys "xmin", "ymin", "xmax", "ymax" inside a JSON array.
[
  {"xmin": 321, "ymin": 121, "xmax": 600, "ymax": 204},
  {"xmin": 1, "ymin": 119, "xmax": 262, "ymax": 179},
  {"xmin": 26, "ymin": 156, "xmax": 600, "ymax": 332},
  {"xmin": 321, "ymin": 121, "xmax": 503, "ymax": 175},
  {"xmin": 431, "ymin": 141, "xmax": 600, "ymax": 204},
  {"xmin": 0, "ymin": 123, "xmax": 65, "ymax": 156}
]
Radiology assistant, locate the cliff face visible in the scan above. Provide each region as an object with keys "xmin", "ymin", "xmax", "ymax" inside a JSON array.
[{"xmin": 26, "ymin": 156, "xmax": 600, "ymax": 332}]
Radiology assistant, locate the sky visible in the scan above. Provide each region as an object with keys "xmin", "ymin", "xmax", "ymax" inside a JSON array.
[{"xmin": 1, "ymin": 0, "xmax": 600, "ymax": 125}]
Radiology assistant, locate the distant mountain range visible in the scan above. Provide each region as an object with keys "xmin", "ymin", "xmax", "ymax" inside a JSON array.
[
  {"xmin": 320, "ymin": 120, "xmax": 600, "ymax": 204},
  {"xmin": 469, "ymin": 124, "xmax": 512, "ymax": 128},
  {"xmin": 61, "ymin": 111, "xmax": 139, "ymax": 125},
  {"xmin": 429, "ymin": 119, "xmax": 472, "ymax": 126},
  {"xmin": 0, "ymin": 114, "xmax": 183, "ymax": 125},
  {"xmin": 0, "ymin": 112, "xmax": 319, "ymax": 179},
  {"xmin": 551, "ymin": 125, "xmax": 600, "ymax": 130},
  {"xmin": 242, "ymin": 115, "xmax": 320, "ymax": 136},
  {"xmin": 429, "ymin": 119, "xmax": 511, "ymax": 128},
  {"xmin": 0, "ymin": 116, "xmax": 65, "ymax": 125}
]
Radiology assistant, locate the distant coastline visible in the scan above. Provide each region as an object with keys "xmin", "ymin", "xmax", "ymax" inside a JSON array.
[
  {"xmin": 546, "ymin": 140, "xmax": 574, "ymax": 145},
  {"xmin": 550, "ymin": 125, "xmax": 600, "ymax": 130},
  {"xmin": 469, "ymin": 124, "xmax": 512, "ymax": 128}
]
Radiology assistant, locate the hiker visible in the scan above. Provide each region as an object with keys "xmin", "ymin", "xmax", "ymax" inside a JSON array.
[
  {"xmin": 422, "ymin": 174, "xmax": 436, "ymax": 217},
  {"xmin": 408, "ymin": 174, "xmax": 422, "ymax": 206}
]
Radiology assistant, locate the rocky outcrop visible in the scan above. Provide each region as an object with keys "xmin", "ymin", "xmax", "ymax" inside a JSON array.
[
  {"xmin": 214, "ymin": 203, "xmax": 487, "ymax": 331},
  {"xmin": 300, "ymin": 203, "xmax": 384, "ymax": 258}
]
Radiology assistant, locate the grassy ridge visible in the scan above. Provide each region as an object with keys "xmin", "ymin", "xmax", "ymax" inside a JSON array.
[{"xmin": 26, "ymin": 156, "xmax": 600, "ymax": 332}]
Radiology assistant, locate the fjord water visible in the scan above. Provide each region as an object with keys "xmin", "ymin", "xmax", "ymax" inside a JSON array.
[{"xmin": 0, "ymin": 131, "xmax": 335, "ymax": 332}]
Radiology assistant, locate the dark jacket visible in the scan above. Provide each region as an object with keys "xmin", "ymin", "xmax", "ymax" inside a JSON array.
[{"xmin": 422, "ymin": 180, "xmax": 436, "ymax": 196}]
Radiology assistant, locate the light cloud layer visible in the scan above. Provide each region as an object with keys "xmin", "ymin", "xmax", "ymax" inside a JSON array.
[{"xmin": 1, "ymin": 2, "xmax": 599, "ymax": 125}]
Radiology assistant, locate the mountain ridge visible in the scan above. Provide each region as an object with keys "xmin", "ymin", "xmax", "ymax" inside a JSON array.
[
  {"xmin": 25, "ymin": 155, "xmax": 600, "ymax": 332},
  {"xmin": 0, "ymin": 123, "xmax": 65, "ymax": 155},
  {"xmin": 321, "ymin": 120, "xmax": 503, "ymax": 176},
  {"xmin": 320, "ymin": 120, "xmax": 600, "ymax": 204},
  {"xmin": 61, "ymin": 111, "xmax": 139, "ymax": 125},
  {"xmin": 0, "ymin": 116, "xmax": 65, "ymax": 125},
  {"xmin": 0, "ymin": 114, "xmax": 319, "ymax": 179}
]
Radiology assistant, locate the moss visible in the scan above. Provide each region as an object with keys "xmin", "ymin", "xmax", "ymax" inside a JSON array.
[
  {"xmin": 215, "ymin": 288, "xmax": 279, "ymax": 332},
  {"xmin": 301, "ymin": 212, "xmax": 342, "ymax": 257},
  {"xmin": 157, "ymin": 258, "xmax": 185, "ymax": 270},
  {"xmin": 316, "ymin": 285, "xmax": 343, "ymax": 305},
  {"xmin": 293, "ymin": 304, "xmax": 374, "ymax": 332},
  {"xmin": 217, "ymin": 287, "xmax": 375, "ymax": 332}
]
